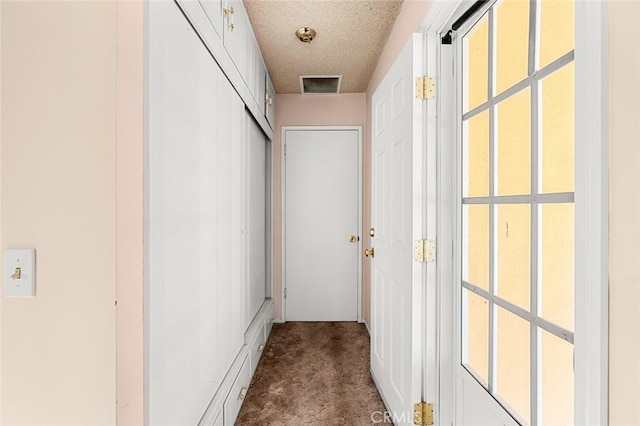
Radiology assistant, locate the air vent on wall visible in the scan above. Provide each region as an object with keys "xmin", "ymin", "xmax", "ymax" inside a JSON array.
[{"xmin": 299, "ymin": 75, "xmax": 343, "ymax": 94}]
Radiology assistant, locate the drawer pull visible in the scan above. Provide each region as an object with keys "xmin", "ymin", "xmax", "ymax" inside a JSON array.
[
  {"xmin": 258, "ymin": 344, "xmax": 265, "ymax": 352},
  {"xmin": 238, "ymin": 386, "xmax": 248, "ymax": 401}
]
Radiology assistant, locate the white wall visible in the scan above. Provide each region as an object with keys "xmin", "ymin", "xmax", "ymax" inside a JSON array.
[{"xmin": 1, "ymin": 2, "xmax": 117, "ymax": 424}]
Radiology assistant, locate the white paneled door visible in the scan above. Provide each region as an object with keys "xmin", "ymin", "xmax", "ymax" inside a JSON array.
[
  {"xmin": 370, "ymin": 34, "xmax": 428, "ymax": 426},
  {"xmin": 284, "ymin": 127, "xmax": 360, "ymax": 322}
]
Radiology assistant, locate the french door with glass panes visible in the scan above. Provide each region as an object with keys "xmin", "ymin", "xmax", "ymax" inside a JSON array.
[{"xmin": 455, "ymin": 0, "xmax": 576, "ymax": 424}]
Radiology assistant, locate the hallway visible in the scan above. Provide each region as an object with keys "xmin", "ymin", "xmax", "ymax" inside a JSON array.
[{"xmin": 236, "ymin": 323, "xmax": 385, "ymax": 425}]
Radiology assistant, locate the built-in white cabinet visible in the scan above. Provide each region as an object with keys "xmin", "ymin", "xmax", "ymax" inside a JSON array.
[
  {"xmin": 147, "ymin": 2, "xmax": 245, "ymax": 424},
  {"xmin": 147, "ymin": 2, "xmax": 274, "ymax": 426},
  {"xmin": 182, "ymin": 0, "xmax": 275, "ymax": 131}
]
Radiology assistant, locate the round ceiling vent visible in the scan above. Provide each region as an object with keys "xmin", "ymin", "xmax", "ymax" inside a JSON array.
[{"xmin": 295, "ymin": 27, "xmax": 317, "ymax": 44}]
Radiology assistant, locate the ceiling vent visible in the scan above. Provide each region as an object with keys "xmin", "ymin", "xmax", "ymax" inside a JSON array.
[{"xmin": 299, "ymin": 75, "xmax": 343, "ymax": 95}]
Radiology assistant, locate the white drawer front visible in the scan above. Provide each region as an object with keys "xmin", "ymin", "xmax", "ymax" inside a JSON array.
[
  {"xmin": 213, "ymin": 410, "xmax": 223, "ymax": 426},
  {"xmin": 199, "ymin": 406, "xmax": 222, "ymax": 426},
  {"xmin": 224, "ymin": 354, "xmax": 250, "ymax": 426},
  {"xmin": 248, "ymin": 328, "xmax": 266, "ymax": 377},
  {"xmin": 264, "ymin": 317, "xmax": 273, "ymax": 339}
]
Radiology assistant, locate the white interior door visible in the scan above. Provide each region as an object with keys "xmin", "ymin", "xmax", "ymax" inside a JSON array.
[
  {"xmin": 370, "ymin": 34, "xmax": 426, "ymax": 426},
  {"xmin": 284, "ymin": 128, "xmax": 360, "ymax": 322}
]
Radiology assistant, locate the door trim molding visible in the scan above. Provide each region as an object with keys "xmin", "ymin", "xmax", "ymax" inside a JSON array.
[
  {"xmin": 280, "ymin": 125, "xmax": 363, "ymax": 323},
  {"xmin": 574, "ymin": 2, "xmax": 609, "ymax": 424}
]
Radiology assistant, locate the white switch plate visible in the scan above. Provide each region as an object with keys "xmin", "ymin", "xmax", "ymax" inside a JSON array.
[{"xmin": 4, "ymin": 249, "xmax": 36, "ymax": 297}]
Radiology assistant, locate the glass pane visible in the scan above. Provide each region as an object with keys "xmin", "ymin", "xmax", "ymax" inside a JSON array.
[
  {"xmin": 541, "ymin": 330, "xmax": 574, "ymax": 426},
  {"xmin": 496, "ymin": 204, "xmax": 530, "ymax": 309},
  {"xmin": 463, "ymin": 205, "xmax": 490, "ymax": 291},
  {"xmin": 540, "ymin": 203, "xmax": 574, "ymax": 331},
  {"xmin": 539, "ymin": 0, "xmax": 575, "ymax": 69},
  {"xmin": 464, "ymin": 110, "xmax": 490, "ymax": 197},
  {"xmin": 464, "ymin": 16, "xmax": 489, "ymax": 112},
  {"xmin": 496, "ymin": 88, "xmax": 531, "ymax": 196},
  {"xmin": 496, "ymin": 307, "xmax": 530, "ymax": 424},
  {"xmin": 541, "ymin": 63, "xmax": 575, "ymax": 194},
  {"xmin": 495, "ymin": 0, "xmax": 530, "ymax": 95},
  {"xmin": 463, "ymin": 289, "xmax": 489, "ymax": 386}
]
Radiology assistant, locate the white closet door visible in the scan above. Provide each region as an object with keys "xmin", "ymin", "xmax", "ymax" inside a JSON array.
[
  {"xmin": 147, "ymin": 2, "xmax": 243, "ymax": 424},
  {"xmin": 246, "ymin": 117, "xmax": 267, "ymax": 326}
]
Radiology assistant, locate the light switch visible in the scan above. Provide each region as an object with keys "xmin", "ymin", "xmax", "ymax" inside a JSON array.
[{"xmin": 4, "ymin": 249, "xmax": 35, "ymax": 297}]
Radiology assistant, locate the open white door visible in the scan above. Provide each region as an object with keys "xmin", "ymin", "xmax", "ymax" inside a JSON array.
[
  {"xmin": 370, "ymin": 34, "xmax": 432, "ymax": 425},
  {"xmin": 445, "ymin": 0, "xmax": 608, "ymax": 424}
]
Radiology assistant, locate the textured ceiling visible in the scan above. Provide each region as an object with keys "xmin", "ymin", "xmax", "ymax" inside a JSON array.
[{"xmin": 244, "ymin": 0, "xmax": 403, "ymax": 94}]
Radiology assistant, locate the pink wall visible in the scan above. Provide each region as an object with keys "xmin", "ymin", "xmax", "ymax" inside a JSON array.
[
  {"xmin": 272, "ymin": 1, "xmax": 434, "ymax": 327},
  {"xmin": 116, "ymin": 2, "xmax": 145, "ymax": 425},
  {"xmin": 608, "ymin": 2, "xmax": 640, "ymax": 423},
  {"xmin": 367, "ymin": 0, "xmax": 433, "ymax": 96},
  {"xmin": 362, "ymin": 0, "xmax": 433, "ymax": 328},
  {"xmin": 1, "ymin": 2, "xmax": 117, "ymax": 423},
  {"xmin": 273, "ymin": 94, "xmax": 366, "ymax": 321}
]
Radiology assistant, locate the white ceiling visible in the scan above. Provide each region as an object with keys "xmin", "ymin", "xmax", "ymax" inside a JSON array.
[{"xmin": 244, "ymin": 0, "xmax": 403, "ymax": 94}]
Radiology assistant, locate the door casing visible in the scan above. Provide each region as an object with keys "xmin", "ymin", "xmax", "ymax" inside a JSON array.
[{"xmin": 280, "ymin": 125, "xmax": 363, "ymax": 323}]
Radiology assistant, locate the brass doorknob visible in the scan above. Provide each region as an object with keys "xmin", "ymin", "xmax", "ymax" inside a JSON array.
[
  {"xmin": 369, "ymin": 228, "xmax": 375, "ymax": 237},
  {"xmin": 348, "ymin": 235, "xmax": 357, "ymax": 243},
  {"xmin": 364, "ymin": 248, "xmax": 375, "ymax": 257}
]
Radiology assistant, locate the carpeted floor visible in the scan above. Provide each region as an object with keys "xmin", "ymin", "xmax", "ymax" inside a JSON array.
[{"xmin": 236, "ymin": 322, "xmax": 387, "ymax": 425}]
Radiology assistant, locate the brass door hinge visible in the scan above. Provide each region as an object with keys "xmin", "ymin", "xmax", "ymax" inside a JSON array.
[
  {"xmin": 414, "ymin": 402, "xmax": 434, "ymax": 425},
  {"xmin": 414, "ymin": 239, "xmax": 435, "ymax": 263},
  {"xmin": 415, "ymin": 76, "xmax": 435, "ymax": 100}
]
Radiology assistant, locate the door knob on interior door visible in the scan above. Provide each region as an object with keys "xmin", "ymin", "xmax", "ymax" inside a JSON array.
[
  {"xmin": 364, "ymin": 248, "xmax": 375, "ymax": 257},
  {"xmin": 348, "ymin": 235, "xmax": 357, "ymax": 243}
]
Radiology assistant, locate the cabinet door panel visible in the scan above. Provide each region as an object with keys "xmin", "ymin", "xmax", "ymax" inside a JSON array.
[
  {"xmin": 223, "ymin": 0, "xmax": 251, "ymax": 85},
  {"xmin": 216, "ymin": 60, "xmax": 245, "ymax": 373},
  {"xmin": 246, "ymin": 117, "xmax": 267, "ymax": 326},
  {"xmin": 265, "ymin": 73, "xmax": 275, "ymax": 127},
  {"xmin": 199, "ymin": 0, "xmax": 224, "ymax": 39},
  {"xmin": 251, "ymin": 33, "xmax": 267, "ymax": 113}
]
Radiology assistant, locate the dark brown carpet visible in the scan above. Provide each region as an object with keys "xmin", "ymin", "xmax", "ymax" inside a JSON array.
[{"xmin": 236, "ymin": 322, "xmax": 387, "ymax": 425}]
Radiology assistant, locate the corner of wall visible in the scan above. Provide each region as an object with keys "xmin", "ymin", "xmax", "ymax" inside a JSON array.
[{"xmin": 116, "ymin": 1, "xmax": 146, "ymax": 425}]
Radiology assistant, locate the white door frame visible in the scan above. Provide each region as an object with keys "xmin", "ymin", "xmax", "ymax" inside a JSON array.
[
  {"xmin": 420, "ymin": 0, "xmax": 609, "ymax": 424},
  {"xmin": 281, "ymin": 125, "xmax": 363, "ymax": 323}
]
